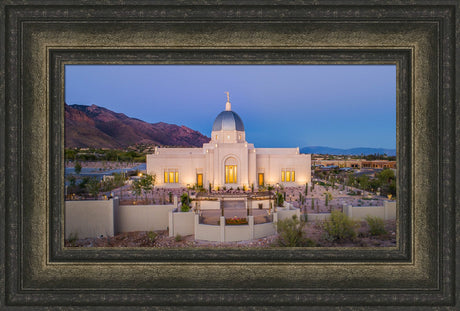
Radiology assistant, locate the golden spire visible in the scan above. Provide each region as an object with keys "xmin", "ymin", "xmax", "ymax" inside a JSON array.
[{"xmin": 225, "ymin": 91, "xmax": 231, "ymax": 111}]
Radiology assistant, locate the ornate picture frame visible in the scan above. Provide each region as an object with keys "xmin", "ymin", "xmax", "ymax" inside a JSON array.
[{"xmin": 1, "ymin": 1, "xmax": 458, "ymax": 309}]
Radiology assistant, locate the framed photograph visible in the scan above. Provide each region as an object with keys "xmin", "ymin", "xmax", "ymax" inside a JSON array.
[
  {"xmin": 63, "ymin": 63, "xmax": 398, "ymax": 250},
  {"xmin": 1, "ymin": 1, "xmax": 458, "ymax": 309}
]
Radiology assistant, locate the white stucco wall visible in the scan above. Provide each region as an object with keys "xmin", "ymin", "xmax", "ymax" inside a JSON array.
[
  {"xmin": 197, "ymin": 200, "xmax": 220, "ymax": 210},
  {"xmin": 344, "ymin": 201, "xmax": 396, "ymax": 221},
  {"xmin": 306, "ymin": 213, "xmax": 331, "ymax": 222},
  {"xmin": 195, "ymin": 223, "xmax": 221, "ymax": 242},
  {"xmin": 170, "ymin": 211, "xmax": 195, "ymax": 237},
  {"xmin": 117, "ymin": 204, "xmax": 175, "ymax": 232},
  {"xmin": 146, "ymin": 148, "xmax": 206, "ymax": 188},
  {"xmin": 147, "ymin": 144, "xmax": 311, "ymax": 189},
  {"xmin": 224, "ymin": 225, "xmax": 251, "ymax": 242},
  {"xmin": 65, "ymin": 199, "xmax": 117, "ymax": 239},
  {"xmin": 277, "ymin": 208, "xmax": 301, "ymax": 221},
  {"xmin": 255, "ymin": 151, "xmax": 311, "ymax": 187},
  {"xmin": 253, "ymin": 222, "xmax": 276, "ymax": 239}
]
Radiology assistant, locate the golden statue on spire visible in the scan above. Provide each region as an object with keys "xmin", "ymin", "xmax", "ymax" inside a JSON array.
[{"xmin": 225, "ymin": 92, "xmax": 231, "ymax": 111}]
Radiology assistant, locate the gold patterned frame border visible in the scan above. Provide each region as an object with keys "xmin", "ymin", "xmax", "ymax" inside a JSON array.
[{"xmin": 1, "ymin": 1, "xmax": 458, "ymax": 309}]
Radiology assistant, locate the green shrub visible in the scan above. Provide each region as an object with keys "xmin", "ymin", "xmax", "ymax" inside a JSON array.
[
  {"xmin": 180, "ymin": 192, "xmax": 190, "ymax": 205},
  {"xmin": 276, "ymin": 215, "xmax": 315, "ymax": 247},
  {"xmin": 174, "ymin": 234, "xmax": 183, "ymax": 242},
  {"xmin": 74, "ymin": 161, "xmax": 82, "ymax": 174},
  {"xmin": 275, "ymin": 192, "xmax": 284, "ymax": 207},
  {"xmin": 67, "ymin": 232, "xmax": 78, "ymax": 246},
  {"xmin": 180, "ymin": 204, "xmax": 190, "ymax": 212},
  {"xmin": 365, "ymin": 215, "xmax": 387, "ymax": 236},
  {"xmin": 147, "ymin": 231, "xmax": 157, "ymax": 243},
  {"xmin": 323, "ymin": 210, "xmax": 358, "ymax": 241}
]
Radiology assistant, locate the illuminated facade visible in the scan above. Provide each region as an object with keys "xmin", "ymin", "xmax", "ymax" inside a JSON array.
[{"xmin": 146, "ymin": 95, "xmax": 311, "ymax": 189}]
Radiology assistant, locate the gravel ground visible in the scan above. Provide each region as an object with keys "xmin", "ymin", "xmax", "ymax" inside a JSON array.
[{"xmin": 65, "ymin": 220, "xmax": 396, "ymax": 248}]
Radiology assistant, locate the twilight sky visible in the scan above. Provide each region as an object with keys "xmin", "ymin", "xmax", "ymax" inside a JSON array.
[{"xmin": 65, "ymin": 65, "xmax": 396, "ymax": 149}]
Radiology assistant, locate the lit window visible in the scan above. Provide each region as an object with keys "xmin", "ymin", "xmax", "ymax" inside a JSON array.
[
  {"xmin": 164, "ymin": 169, "xmax": 179, "ymax": 183},
  {"xmin": 225, "ymin": 165, "xmax": 237, "ymax": 183},
  {"xmin": 258, "ymin": 173, "xmax": 264, "ymax": 186},
  {"xmin": 281, "ymin": 169, "xmax": 295, "ymax": 182}
]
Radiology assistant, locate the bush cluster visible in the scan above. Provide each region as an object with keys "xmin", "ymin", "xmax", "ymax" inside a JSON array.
[
  {"xmin": 147, "ymin": 231, "xmax": 157, "ymax": 243},
  {"xmin": 276, "ymin": 215, "xmax": 315, "ymax": 247},
  {"xmin": 322, "ymin": 210, "xmax": 358, "ymax": 241},
  {"xmin": 365, "ymin": 215, "xmax": 387, "ymax": 236},
  {"xmin": 180, "ymin": 192, "xmax": 191, "ymax": 212}
]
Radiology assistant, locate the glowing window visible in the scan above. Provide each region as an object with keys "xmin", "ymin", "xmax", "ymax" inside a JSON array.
[
  {"xmin": 225, "ymin": 165, "xmax": 237, "ymax": 183},
  {"xmin": 281, "ymin": 169, "xmax": 295, "ymax": 182},
  {"xmin": 164, "ymin": 169, "xmax": 179, "ymax": 183},
  {"xmin": 258, "ymin": 173, "xmax": 264, "ymax": 186}
]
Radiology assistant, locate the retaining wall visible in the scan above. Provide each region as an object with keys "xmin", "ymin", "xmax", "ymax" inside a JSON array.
[
  {"xmin": 225, "ymin": 225, "xmax": 252, "ymax": 242},
  {"xmin": 277, "ymin": 208, "xmax": 300, "ymax": 221},
  {"xmin": 65, "ymin": 199, "xmax": 117, "ymax": 239},
  {"xmin": 169, "ymin": 211, "xmax": 195, "ymax": 237},
  {"xmin": 306, "ymin": 213, "xmax": 331, "ymax": 222},
  {"xmin": 117, "ymin": 204, "xmax": 175, "ymax": 233},
  {"xmin": 254, "ymin": 222, "xmax": 276, "ymax": 239},
  {"xmin": 343, "ymin": 201, "xmax": 396, "ymax": 220},
  {"xmin": 65, "ymin": 200, "xmax": 175, "ymax": 239},
  {"xmin": 194, "ymin": 219, "xmax": 221, "ymax": 242}
]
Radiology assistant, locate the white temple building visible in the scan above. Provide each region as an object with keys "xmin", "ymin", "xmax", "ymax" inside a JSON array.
[{"xmin": 146, "ymin": 94, "xmax": 311, "ymax": 190}]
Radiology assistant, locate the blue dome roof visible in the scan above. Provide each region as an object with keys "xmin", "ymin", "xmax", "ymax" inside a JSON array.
[{"xmin": 212, "ymin": 110, "xmax": 245, "ymax": 131}]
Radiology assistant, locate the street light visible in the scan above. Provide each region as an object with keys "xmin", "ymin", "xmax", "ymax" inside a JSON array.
[{"xmin": 186, "ymin": 184, "xmax": 191, "ymax": 208}]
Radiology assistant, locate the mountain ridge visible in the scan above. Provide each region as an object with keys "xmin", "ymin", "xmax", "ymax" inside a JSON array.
[
  {"xmin": 65, "ymin": 103, "xmax": 211, "ymax": 148},
  {"xmin": 65, "ymin": 104, "xmax": 395, "ymax": 155}
]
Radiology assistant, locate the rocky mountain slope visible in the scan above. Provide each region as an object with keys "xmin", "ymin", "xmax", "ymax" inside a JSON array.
[{"xmin": 65, "ymin": 104, "xmax": 210, "ymax": 148}]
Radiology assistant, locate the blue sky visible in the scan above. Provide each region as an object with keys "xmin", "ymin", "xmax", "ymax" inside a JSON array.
[{"xmin": 65, "ymin": 65, "xmax": 396, "ymax": 149}]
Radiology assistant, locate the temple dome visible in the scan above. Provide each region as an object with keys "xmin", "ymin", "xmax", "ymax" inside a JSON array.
[{"xmin": 212, "ymin": 110, "xmax": 245, "ymax": 132}]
